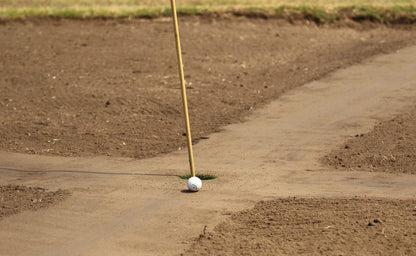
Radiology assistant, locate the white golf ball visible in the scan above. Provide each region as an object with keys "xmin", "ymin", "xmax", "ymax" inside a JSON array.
[{"xmin": 187, "ymin": 176, "xmax": 202, "ymax": 192}]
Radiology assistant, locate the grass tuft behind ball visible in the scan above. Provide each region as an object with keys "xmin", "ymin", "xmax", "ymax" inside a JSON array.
[{"xmin": 179, "ymin": 173, "xmax": 217, "ymax": 180}]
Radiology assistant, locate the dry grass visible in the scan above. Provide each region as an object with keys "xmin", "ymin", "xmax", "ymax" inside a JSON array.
[{"xmin": 1, "ymin": 0, "xmax": 415, "ymax": 20}]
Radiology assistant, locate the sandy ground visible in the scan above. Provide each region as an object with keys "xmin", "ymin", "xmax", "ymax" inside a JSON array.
[
  {"xmin": 184, "ymin": 198, "xmax": 416, "ymax": 256},
  {"xmin": 1, "ymin": 18, "xmax": 416, "ymax": 159},
  {"xmin": 324, "ymin": 107, "xmax": 416, "ymax": 175},
  {"xmin": 0, "ymin": 33, "xmax": 415, "ymax": 255},
  {"xmin": 0, "ymin": 185, "xmax": 68, "ymax": 219}
]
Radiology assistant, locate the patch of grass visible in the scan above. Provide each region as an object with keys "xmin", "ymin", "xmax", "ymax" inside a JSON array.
[
  {"xmin": 1, "ymin": 1, "xmax": 415, "ymax": 23},
  {"xmin": 179, "ymin": 173, "xmax": 217, "ymax": 180},
  {"xmin": 392, "ymin": 4, "xmax": 416, "ymax": 12},
  {"xmin": 355, "ymin": 6, "xmax": 385, "ymax": 22}
]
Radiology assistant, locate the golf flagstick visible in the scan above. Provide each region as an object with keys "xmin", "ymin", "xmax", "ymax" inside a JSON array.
[{"xmin": 170, "ymin": 0, "xmax": 196, "ymax": 177}]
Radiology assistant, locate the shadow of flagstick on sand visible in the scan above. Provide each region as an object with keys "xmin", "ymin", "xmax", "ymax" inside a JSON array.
[{"xmin": 0, "ymin": 167, "xmax": 180, "ymax": 177}]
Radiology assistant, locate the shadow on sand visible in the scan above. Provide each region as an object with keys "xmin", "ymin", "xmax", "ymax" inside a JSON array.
[{"xmin": 0, "ymin": 167, "xmax": 179, "ymax": 177}]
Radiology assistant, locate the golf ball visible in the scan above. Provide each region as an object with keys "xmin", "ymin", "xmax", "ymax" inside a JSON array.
[{"xmin": 187, "ymin": 176, "xmax": 202, "ymax": 192}]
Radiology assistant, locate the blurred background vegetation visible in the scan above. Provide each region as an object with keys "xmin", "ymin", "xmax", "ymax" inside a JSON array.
[{"xmin": 1, "ymin": 0, "xmax": 415, "ymax": 21}]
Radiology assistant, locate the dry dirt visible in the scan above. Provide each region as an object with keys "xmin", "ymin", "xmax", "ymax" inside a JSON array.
[
  {"xmin": 323, "ymin": 106, "xmax": 416, "ymax": 175},
  {"xmin": 184, "ymin": 103, "xmax": 416, "ymax": 256},
  {"xmin": 1, "ymin": 18, "xmax": 416, "ymax": 159},
  {"xmin": 184, "ymin": 198, "xmax": 416, "ymax": 256},
  {"xmin": 0, "ymin": 185, "xmax": 68, "ymax": 219},
  {"xmin": 1, "ymin": 18, "xmax": 416, "ymax": 256}
]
